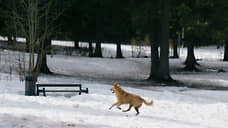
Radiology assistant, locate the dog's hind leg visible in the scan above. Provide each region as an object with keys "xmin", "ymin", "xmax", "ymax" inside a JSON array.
[
  {"xmin": 134, "ymin": 107, "xmax": 140, "ymax": 116},
  {"xmin": 123, "ymin": 105, "xmax": 132, "ymax": 112},
  {"xmin": 134, "ymin": 104, "xmax": 142, "ymax": 115}
]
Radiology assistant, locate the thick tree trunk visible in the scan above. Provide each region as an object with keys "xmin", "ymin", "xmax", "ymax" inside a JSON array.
[
  {"xmin": 148, "ymin": 1, "xmax": 160, "ymax": 80},
  {"xmin": 149, "ymin": 0, "xmax": 172, "ymax": 81},
  {"xmin": 94, "ymin": 40, "xmax": 102, "ymax": 57},
  {"xmin": 157, "ymin": 0, "xmax": 172, "ymax": 81},
  {"xmin": 88, "ymin": 40, "xmax": 93, "ymax": 57},
  {"xmin": 36, "ymin": 51, "xmax": 51, "ymax": 73},
  {"xmin": 184, "ymin": 42, "xmax": 198, "ymax": 71},
  {"xmin": 148, "ymin": 40, "xmax": 159, "ymax": 79},
  {"xmin": 34, "ymin": 39, "xmax": 51, "ymax": 74},
  {"xmin": 116, "ymin": 41, "xmax": 123, "ymax": 58},
  {"xmin": 223, "ymin": 40, "xmax": 228, "ymax": 61}
]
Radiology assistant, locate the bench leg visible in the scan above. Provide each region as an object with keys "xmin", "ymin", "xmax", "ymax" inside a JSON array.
[
  {"xmin": 85, "ymin": 88, "xmax": 88, "ymax": 93},
  {"xmin": 81, "ymin": 88, "xmax": 89, "ymax": 93},
  {"xmin": 37, "ymin": 86, "xmax": 39, "ymax": 96},
  {"xmin": 43, "ymin": 88, "xmax": 46, "ymax": 96},
  {"xmin": 79, "ymin": 86, "xmax": 82, "ymax": 95}
]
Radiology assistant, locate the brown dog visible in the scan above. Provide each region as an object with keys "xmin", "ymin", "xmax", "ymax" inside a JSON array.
[{"xmin": 109, "ymin": 83, "xmax": 153, "ymax": 115}]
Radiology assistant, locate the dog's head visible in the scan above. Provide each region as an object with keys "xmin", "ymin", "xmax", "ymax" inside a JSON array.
[{"xmin": 110, "ymin": 83, "xmax": 120, "ymax": 93}]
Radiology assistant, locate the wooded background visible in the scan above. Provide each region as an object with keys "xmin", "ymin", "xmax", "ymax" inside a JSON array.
[{"xmin": 0, "ymin": 0, "xmax": 227, "ymax": 81}]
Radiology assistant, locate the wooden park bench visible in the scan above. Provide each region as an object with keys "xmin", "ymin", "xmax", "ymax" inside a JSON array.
[{"xmin": 36, "ymin": 83, "xmax": 88, "ymax": 96}]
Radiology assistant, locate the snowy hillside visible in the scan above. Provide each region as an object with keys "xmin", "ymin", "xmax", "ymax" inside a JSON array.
[{"xmin": 0, "ymin": 45, "xmax": 228, "ymax": 128}]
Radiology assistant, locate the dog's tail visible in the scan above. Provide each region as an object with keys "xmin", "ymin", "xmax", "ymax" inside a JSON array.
[{"xmin": 143, "ymin": 99, "xmax": 153, "ymax": 106}]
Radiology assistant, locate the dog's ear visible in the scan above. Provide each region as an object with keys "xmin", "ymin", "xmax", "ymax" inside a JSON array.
[
  {"xmin": 113, "ymin": 82, "xmax": 118, "ymax": 86},
  {"xmin": 113, "ymin": 82, "xmax": 120, "ymax": 87}
]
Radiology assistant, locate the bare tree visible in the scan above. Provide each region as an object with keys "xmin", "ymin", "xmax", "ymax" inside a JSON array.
[{"xmin": 11, "ymin": 0, "xmax": 63, "ymax": 79}]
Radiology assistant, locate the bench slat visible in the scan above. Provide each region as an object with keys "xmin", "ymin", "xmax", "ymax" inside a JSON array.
[
  {"xmin": 40, "ymin": 90, "xmax": 81, "ymax": 92},
  {"xmin": 36, "ymin": 84, "xmax": 81, "ymax": 87}
]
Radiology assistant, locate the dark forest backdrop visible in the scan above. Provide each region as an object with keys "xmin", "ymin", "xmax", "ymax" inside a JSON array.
[{"xmin": 0, "ymin": 0, "xmax": 228, "ymax": 81}]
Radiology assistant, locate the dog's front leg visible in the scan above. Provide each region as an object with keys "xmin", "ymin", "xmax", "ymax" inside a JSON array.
[
  {"xmin": 109, "ymin": 102, "xmax": 122, "ymax": 110},
  {"xmin": 109, "ymin": 102, "xmax": 119, "ymax": 110}
]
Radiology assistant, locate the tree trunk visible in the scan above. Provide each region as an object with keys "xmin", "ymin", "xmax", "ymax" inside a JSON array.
[
  {"xmin": 148, "ymin": 39, "xmax": 159, "ymax": 79},
  {"xmin": 116, "ymin": 41, "xmax": 123, "ymax": 58},
  {"xmin": 74, "ymin": 40, "xmax": 79, "ymax": 49},
  {"xmin": 34, "ymin": 39, "xmax": 51, "ymax": 74},
  {"xmin": 157, "ymin": 0, "xmax": 172, "ymax": 81},
  {"xmin": 173, "ymin": 39, "xmax": 179, "ymax": 58},
  {"xmin": 223, "ymin": 40, "xmax": 228, "ymax": 61},
  {"xmin": 26, "ymin": 38, "xmax": 30, "ymax": 52},
  {"xmin": 12, "ymin": 35, "xmax": 16, "ymax": 46},
  {"xmin": 36, "ymin": 51, "xmax": 51, "ymax": 73},
  {"xmin": 88, "ymin": 40, "xmax": 93, "ymax": 57},
  {"xmin": 184, "ymin": 42, "xmax": 198, "ymax": 71},
  {"xmin": 94, "ymin": 40, "xmax": 102, "ymax": 57},
  {"xmin": 148, "ymin": 0, "xmax": 159, "ymax": 80},
  {"xmin": 7, "ymin": 35, "xmax": 13, "ymax": 45}
]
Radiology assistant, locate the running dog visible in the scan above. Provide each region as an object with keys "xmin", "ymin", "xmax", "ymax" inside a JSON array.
[{"xmin": 109, "ymin": 83, "xmax": 153, "ymax": 115}]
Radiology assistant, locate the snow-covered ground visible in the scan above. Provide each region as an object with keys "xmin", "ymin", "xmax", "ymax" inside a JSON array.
[
  {"xmin": 1, "ymin": 73, "xmax": 228, "ymax": 128},
  {"xmin": 0, "ymin": 45, "xmax": 228, "ymax": 128}
]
